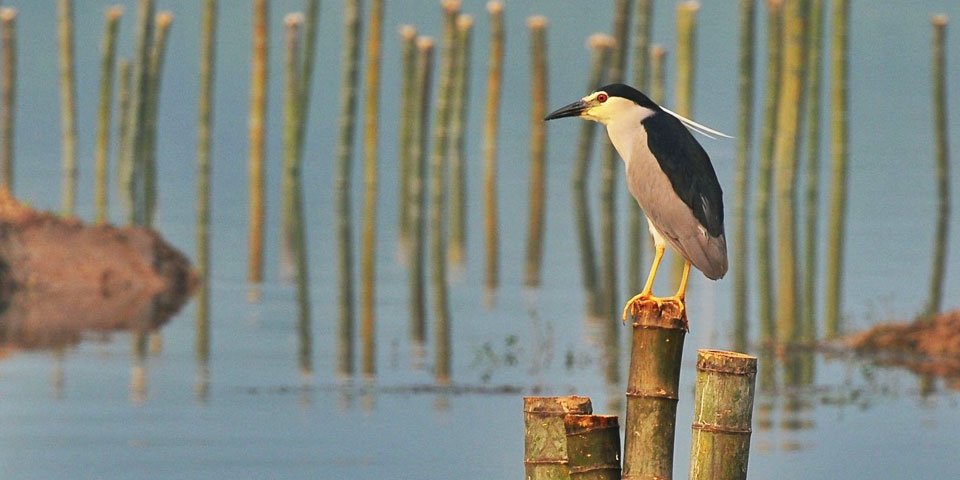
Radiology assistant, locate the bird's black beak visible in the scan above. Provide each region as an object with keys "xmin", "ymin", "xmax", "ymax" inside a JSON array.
[{"xmin": 544, "ymin": 99, "xmax": 588, "ymax": 121}]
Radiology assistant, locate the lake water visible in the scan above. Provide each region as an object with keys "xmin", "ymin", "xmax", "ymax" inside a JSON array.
[{"xmin": 1, "ymin": 1, "xmax": 959, "ymax": 479}]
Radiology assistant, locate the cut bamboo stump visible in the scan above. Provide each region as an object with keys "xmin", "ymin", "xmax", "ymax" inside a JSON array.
[
  {"xmin": 689, "ymin": 350, "xmax": 758, "ymax": 480},
  {"xmin": 622, "ymin": 300, "xmax": 686, "ymax": 480},
  {"xmin": 524, "ymin": 396, "xmax": 593, "ymax": 480},
  {"xmin": 564, "ymin": 414, "xmax": 621, "ymax": 480}
]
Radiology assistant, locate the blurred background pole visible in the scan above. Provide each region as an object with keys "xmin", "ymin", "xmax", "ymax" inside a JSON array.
[
  {"xmin": 756, "ymin": 0, "xmax": 782, "ymax": 345},
  {"xmin": 0, "ymin": 8, "xmax": 15, "ymax": 193},
  {"xmin": 925, "ymin": 15, "xmax": 950, "ymax": 318},
  {"xmin": 628, "ymin": 0, "xmax": 653, "ymax": 295},
  {"xmin": 361, "ymin": 0, "xmax": 383, "ymax": 378},
  {"xmin": 802, "ymin": 0, "xmax": 824, "ymax": 344},
  {"xmin": 115, "ymin": 59, "xmax": 131, "ymax": 219},
  {"xmin": 650, "ymin": 45, "xmax": 665, "ymax": 104},
  {"xmin": 248, "ymin": 0, "xmax": 268, "ymax": 284},
  {"xmin": 408, "ymin": 36, "xmax": 434, "ymax": 346},
  {"xmin": 195, "ymin": 0, "xmax": 217, "ymax": 364},
  {"xmin": 483, "ymin": 1, "xmax": 503, "ymax": 291},
  {"xmin": 671, "ymin": 1, "xmax": 698, "ymax": 289},
  {"xmin": 94, "ymin": 7, "xmax": 122, "ymax": 225},
  {"xmin": 396, "ymin": 25, "xmax": 417, "ymax": 256},
  {"xmin": 57, "ymin": 0, "xmax": 77, "ymax": 217},
  {"xmin": 143, "ymin": 11, "xmax": 173, "ymax": 229},
  {"xmin": 448, "ymin": 14, "xmax": 473, "ymax": 268},
  {"xmin": 126, "ymin": 0, "xmax": 154, "ymax": 227},
  {"xmin": 824, "ymin": 0, "xmax": 849, "ymax": 338},
  {"xmin": 524, "ymin": 15, "xmax": 547, "ymax": 287},
  {"xmin": 732, "ymin": 0, "xmax": 755, "ymax": 351}
]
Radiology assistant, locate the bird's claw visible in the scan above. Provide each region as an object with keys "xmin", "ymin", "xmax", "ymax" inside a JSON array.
[{"xmin": 621, "ymin": 293, "xmax": 689, "ymax": 330}]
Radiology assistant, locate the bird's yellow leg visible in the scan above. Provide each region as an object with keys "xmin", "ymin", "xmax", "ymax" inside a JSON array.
[
  {"xmin": 622, "ymin": 245, "xmax": 665, "ymax": 322},
  {"xmin": 672, "ymin": 261, "xmax": 691, "ymax": 301}
]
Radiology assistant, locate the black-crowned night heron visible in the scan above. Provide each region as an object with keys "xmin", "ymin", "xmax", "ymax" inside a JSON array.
[{"xmin": 545, "ymin": 83, "xmax": 728, "ymax": 323}]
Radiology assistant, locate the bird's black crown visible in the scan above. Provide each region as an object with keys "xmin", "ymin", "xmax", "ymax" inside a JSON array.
[{"xmin": 598, "ymin": 83, "xmax": 661, "ymax": 111}]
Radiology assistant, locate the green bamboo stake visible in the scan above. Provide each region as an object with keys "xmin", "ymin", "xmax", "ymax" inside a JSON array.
[
  {"xmin": 523, "ymin": 396, "xmax": 593, "ymax": 480},
  {"xmin": 823, "ymin": 0, "xmax": 848, "ymax": 338},
  {"xmin": 408, "ymin": 36, "xmax": 434, "ymax": 345},
  {"xmin": 397, "ymin": 25, "xmax": 417, "ymax": 253},
  {"xmin": 360, "ymin": 0, "xmax": 383, "ymax": 378},
  {"xmin": 650, "ymin": 45, "xmax": 665, "ymax": 104},
  {"xmin": 126, "ymin": 0, "xmax": 154, "ymax": 226},
  {"xmin": 622, "ymin": 301, "xmax": 687, "ymax": 480},
  {"xmin": 57, "ymin": 0, "xmax": 77, "ymax": 217},
  {"xmin": 115, "ymin": 58, "xmax": 131, "ymax": 219},
  {"xmin": 0, "ymin": 8, "xmax": 15, "ymax": 193},
  {"xmin": 143, "ymin": 11, "xmax": 173, "ymax": 229},
  {"xmin": 925, "ymin": 15, "xmax": 950, "ymax": 318},
  {"xmin": 335, "ymin": 0, "xmax": 362, "ymax": 377},
  {"xmin": 196, "ymin": 0, "xmax": 217, "ymax": 358},
  {"xmin": 756, "ymin": 0, "xmax": 782, "ymax": 344},
  {"xmin": 483, "ymin": 1, "xmax": 504, "ymax": 291},
  {"xmin": 564, "ymin": 415, "xmax": 621, "ymax": 480},
  {"xmin": 802, "ymin": 0, "xmax": 824, "ymax": 343},
  {"xmin": 94, "ymin": 7, "xmax": 122, "ymax": 225},
  {"xmin": 732, "ymin": 0, "xmax": 755, "ymax": 351},
  {"xmin": 448, "ymin": 13, "xmax": 473, "ymax": 267},
  {"xmin": 432, "ymin": 0, "xmax": 460, "ymax": 384},
  {"xmin": 524, "ymin": 15, "xmax": 547, "ymax": 287},
  {"xmin": 688, "ymin": 350, "xmax": 758, "ymax": 480},
  {"xmin": 628, "ymin": 0, "xmax": 653, "ymax": 295},
  {"xmin": 248, "ymin": 0, "xmax": 268, "ymax": 283},
  {"xmin": 774, "ymin": 0, "xmax": 807, "ymax": 345},
  {"xmin": 671, "ymin": 1, "xmax": 699, "ymax": 289},
  {"xmin": 294, "ymin": 0, "xmax": 319, "ymax": 158},
  {"xmin": 572, "ymin": 34, "xmax": 613, "ymax": 317}
]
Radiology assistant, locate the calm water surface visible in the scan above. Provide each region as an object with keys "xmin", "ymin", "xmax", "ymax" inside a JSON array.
[{"xmin": 1, "ymin": 1, "xmax": 960, "ymax": 479}]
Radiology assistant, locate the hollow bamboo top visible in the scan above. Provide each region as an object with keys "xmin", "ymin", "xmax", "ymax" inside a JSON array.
[
  {"xmin": 766, "ymin": 0, "xmax": 783, "ymax": 9},
  {"xmin": 416, "ymin": 36, "xmax": 434, "ymax": 50},
  {"xmin": 564, "ymin": 414, "xmax": 619, "ymax": 435},
  {"xmin": 106, "ymin": 6, "xmax": 124, "ymax": 20},
  {"xmin": 587, "ymin": 33, "xmax": 616, "ymax": 50},
  {"xmin": 932, "ymin": 14, "xmax": 948, "ymax": 27},
  {"xmin": 284, "ymin": 12, "xmax": 304, "ymax": 27},
  {"xmin": 0, "ymin": 8, "xmax": 15, "ymax": 21},
  {"xmin": 486, "ymin": 1, "xmax": 503, "ymax": 15},
  {"xmin": 527, "ymin": 15, "xmax": 548, "ymax": 30},
  {"xmin": 398, "ymin": 24, "xmax": 417, "ymax": 40},
  {"xmin": 696, "ymin": 349, "xmax": 757, "ymax": 375},
  {"xmin": 441, "ymin": 0, "xmax": 462, "ymax": 15},
  {"xmin": 678, "ymin": 1, "xmax": 700, "ymax": 13},
  {"xmin": 523, "ymin": 396, "xmax": 592, "ymax": 415},
  {"xmin": 630, "ymin": 299, "xmax": 687, "ymax": 330},
  {"xmin": 457, "ymin": 14, "xmax": 473, "ymax": 30},
  {"xmin": 651, "ymin": 44, "xmax": 666, "ymax": 59},
  {"xmin": 156, "ymin": 11, "xmax": 173, "ymax": 28}
]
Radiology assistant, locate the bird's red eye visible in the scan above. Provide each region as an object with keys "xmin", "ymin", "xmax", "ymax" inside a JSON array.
[{"xmin": 597, "ymin": 93, "xmax": 608, "ymax": 103}]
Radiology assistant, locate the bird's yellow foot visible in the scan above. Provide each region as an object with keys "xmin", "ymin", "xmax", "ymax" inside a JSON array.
[{"xmin": 621, "ymin": 293, "xmax": 664, "ymax": 324}]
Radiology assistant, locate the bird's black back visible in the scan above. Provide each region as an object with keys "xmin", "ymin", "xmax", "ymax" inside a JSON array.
[{"xmin": 642, "ymin": 111, "xmax": 724, "ymax": 237}]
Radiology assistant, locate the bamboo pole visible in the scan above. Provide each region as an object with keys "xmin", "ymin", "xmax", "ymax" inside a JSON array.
[
  {"xmin": 294, "ymin": 0, "xmax": 319, "ymax": 158},
  {"xmin": 774, "ymin": 0, "xmax": 807, "ymax": 344},
  {"xmin": 115, "ymin": 59, "xmax": 131, "ymax": 219},
  {"xmin": 650, "ymin": 45, "xmax": 665, "ymax": 104},
  {"xmin": 688, "ymin": 350, "xmax": 758, "ymax": 480},
  {"xmin": 432, "ymin": 0, "xmax": 460, "ymax": 384},
  {"xmin": 627, "ymin": 0, "xmax": 653, "ymax": 295},
  {"xmin": 360, "ymin": 0, "xmax": 383, "ymax": 378},
  {"xmin": 0, "ymin": 8, "xmax": 14, "ymax": 193},
  {"xmin": 196, "ymin": 0, "xmax": 217, "ymax": 351},
  {"xmin": 622, "ymin": 301, "xmax": 686, "ymax": 480},
  {"xmin": 143, "ymin": 12, "xmax": 172, "ymax": 229},
  {"xmin": 336, "ymin": 0, "xmax": 362, "ymax": 377},
  {"xmin": 94, "ymin": 7, "xmax": 122, "ymax": 225},
  {"xmin": 925, "ymin": 15, "xmax": 950, "ymax": 318},
  {"xmin": 671, "ymin": 1, "xmax": 699, "ymax": 289},
  {"xmin": 756, "ymin": 0, "xmax": 782, "ymax": 344},
  {"xmin": 57, "ymin": 0, "xmax": 77, "ymax": 217},
  {"xmin": 802, "ymin": 0, "xmax": 824, "ymax": 343},
  {"xmin": 248, "ymin": 0, "xmax": 268, "ymax": 283},
  {"xmin": 126, "ymin": 0, "xmax": 154, "ymax": 226},
  {"xmin": 732, "ymin": 0, "xmax": 755, "ymax": 351},
  {"xmin": 573, "ymin": 34, "xmax": 613, "ymax": 317},
  {"xmin": 448, "ymin": 14, "xmax": 473, "ymax": 267},
  {"xmin": 408, "ymin": 36, "xmax": 434, "ymax": 345},
  {"xmin": 823, "ymin": 0, "xmax": 848, "ymax": 337},
  {"xmin": 483, "ymin": 1, "xmax": 504, "ymax": 291},
  {"xmin": 564, "ymin": 415, "xmax": 621, "ymax": 480},
  {"xmin": 523, "ymin": 396, "xmax": 593, "ymax": 480},
  {"xmin": 397, "ymin": 25, "xmax": 417, "ymax": 253},
  {"xmin": 524, "ymin": 15, "xmax": 547, "ymax": 287}
]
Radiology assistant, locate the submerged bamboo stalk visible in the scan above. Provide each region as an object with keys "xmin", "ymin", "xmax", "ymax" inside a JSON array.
[
  {"xmin": 448, "ymin": 14, "xmax": 473, "ymax": 267},
  {"xmin": 523, "ymin": 396, "xmax": 593, "ymax": 480},
  {"xmin": 196, "ymin": 0, "xmax": 217, "ymax": 337},
  {"xmin": 0, "ymin": 8, "xmax": 15, "ymax": 192},
  {"xmin": 732, "ymin": 0, "xmax": 755, "ymax": 351},
  {"xmin": 756, "ymin": 0, "xmax": 783, "ymax": 344},
  {"xmin": 248, "ymin": 0, "xmax": 268, "ymax": 283},
  {"xmin": 115, "ymin": 59, "xmax": 131, "ymax": 218},
  {"xmin": 688, "ymin": 350, "xmax": 758, "ymax": 480},
  {"xmin": 483, "ymin": 1, "xmax": 504, "ymax": 290},
  {"xmin": 432, "ymin": 0, "xmax": 460, "ymax": 383},
  {"xmin": 126, "ymin": 0, "xmax": 154, "ymax": 226},
  {"xmin": 628, "ymin": 0, "xmax": 653, "ymax": 294},
  {"xmin": 360, "ymin": 0, "xmax": 383, "ymax": 378},
  {"xmin": 622, "ymin": 301, "xmax": 687, "ymax": 480},
  {"xmin": 336, "ymin": 0, "xmax": 362, "ymax": 377},
  {"xmin": 397, "ymin": 25, "xmax": 417, "ymax": 251},
  {"xmin": 58, "ymin": 0, "xmax": 77, "ymax": 217},
  {"xmin": 408, "ymin": 36, "xmax": 434, "ymax": 345},
  {"xmin": 95, "ymin": 7, "xmax": 122, "ymax": 225},
  {"xmin": 774, "ymin": 0, "xmax": 808, "ymax": 344},
  {"xmin": 524, "ymin": 15, "xmax": 547, "ymax": 287},
  {"xmin": 671, "ymin": 1, "xmax": 699, "ymax": 288},
  {"xmin": 802, "ymin": 0, "xmax": 824, "ymax": 343},
  {"xmin": 925, "ymin": 15, "xmax": 950, "ymax": 317},
  {"xmin": 573, "ymin": 34, "xmax": 613, "ymax": 316},
  {"xmin": 564, "ymin": 415, "xmax": 621, "ymax": 480},
  {"xmin": 824, "ymin": 0, "xmax": 849, "ymax": 337}
]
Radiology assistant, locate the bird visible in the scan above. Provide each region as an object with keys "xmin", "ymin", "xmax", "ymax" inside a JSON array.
[{"xmin": 544, "ymin": 83, "xmax": 728, "ymax": 325}]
